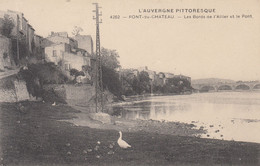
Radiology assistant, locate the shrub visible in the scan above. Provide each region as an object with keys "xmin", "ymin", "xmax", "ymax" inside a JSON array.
[{"xmin": 18, "ymin": 62, "xmax": 68, "ymax": 98}]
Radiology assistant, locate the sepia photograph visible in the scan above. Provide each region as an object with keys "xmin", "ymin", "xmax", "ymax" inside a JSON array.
[{"xmin": 0, "ymin": 0, "xmax": 260, "ymax": 165}]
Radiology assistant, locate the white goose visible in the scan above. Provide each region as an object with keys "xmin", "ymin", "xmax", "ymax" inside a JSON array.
[{"xmin": 117, "ymin": 131, "xmax": 131, "ymax": 149}]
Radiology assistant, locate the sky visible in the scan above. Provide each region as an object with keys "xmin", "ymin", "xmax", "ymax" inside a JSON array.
[{"xmin": 0, "ymin": 0, "xmax": 260, "ymax": 81}]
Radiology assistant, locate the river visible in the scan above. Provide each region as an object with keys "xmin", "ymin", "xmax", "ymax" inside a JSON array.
[{"xmin": 111, "ymin": 91, "xmax": 260, "ymax": 143}]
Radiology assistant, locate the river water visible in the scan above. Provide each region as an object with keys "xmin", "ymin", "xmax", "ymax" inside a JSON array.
[{"xmin": 111, "ymin": 91, "xmax": 260, "ymax": 143}]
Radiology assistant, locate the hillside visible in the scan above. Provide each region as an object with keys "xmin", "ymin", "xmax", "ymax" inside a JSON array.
[{"xmin": 191, "ymin": 78, "xmax": 236, "ymax": 85}]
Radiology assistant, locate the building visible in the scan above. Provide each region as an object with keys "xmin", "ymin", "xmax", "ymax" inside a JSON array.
[
  {"xmin": 0, "ymin": 35, "xmax": 14, "ymax": 70},
  {"xmin": 154, "ymin": 72, "xmax": 166, "ymax": 86},
  {"xmin": 43, "ymin": 31, "xmax": 95, "ymax": 83},
  {"xmin": 27, "ymin": 24, "xmax": 35, "ymax": 52},
  {"xmin": 0, "ymin": 9, "xmax": 44, "ymax": 66},
  {"xmin": 34, "ymin": 35, "xmax": 43, "ymax": 48},
  {"xmin": 0, "ymin": 10, "xmax": 35, "ymax": 53},
  {"xmin": 44, "ymin": 43, "xmax": 91, "ymax": 71},
  {"xmin": 0, "ymin": 10, "xmax": 24, "ymax": 37},
  {"xmin": 164, "ymin": 72, "xmax": 174, "ymax": 79},
  {"xmin": 73, "ymin": 35, "xmax": 93, "ymax": 55},
  {"xmin": 120, "ymin": 68, "xmax": 139, "ymax": 78},
  {"xmin": 42, "ymin": 32, "xmax": 78, "ymax": 49}
]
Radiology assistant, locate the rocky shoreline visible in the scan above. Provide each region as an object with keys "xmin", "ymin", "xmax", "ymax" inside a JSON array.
[{"xmin": 64, "ymin": 111, "xmax": 206, "ymax": 138}]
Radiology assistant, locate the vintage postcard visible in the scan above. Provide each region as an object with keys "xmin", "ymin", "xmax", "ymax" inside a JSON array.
[{"xmin": 0, "ymin": 0, "xmax": 259, "ymax": 165}]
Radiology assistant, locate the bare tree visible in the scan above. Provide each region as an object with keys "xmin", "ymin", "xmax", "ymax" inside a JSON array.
[{"xmin": 72, "ymin": 26, "xmax": 83, "ymax": 36}]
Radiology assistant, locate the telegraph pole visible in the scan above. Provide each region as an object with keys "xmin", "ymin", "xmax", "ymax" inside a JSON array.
[
  {"xmin": 92, "ymin": 3, "xmax": 103, "ymax": 113},
  {"xmin": 16, "ymin": 15, "xmax": 20, "ymax": 64}
]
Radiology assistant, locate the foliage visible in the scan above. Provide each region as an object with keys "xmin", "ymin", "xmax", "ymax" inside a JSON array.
[
  {"xmin": 102, "ymin": 66, "xmax": 122, "ymax": 97},
  {"xmin": 18, "ymin": 62, "xmax": 69, "ymax": 98},
  {"xmin": 70, "ymin": 68, "xmax": 84, "ymax": 81},
  {"xmin": 162, "ymin": 77, "xmax": 192, "ymax": 94},
  {"xmin": 120, "ymin": 71, "xmax": 192, "ymax": 95},
  {"xmin": 3, "ymin": 52, "xmax": 8, "ymax": 59},
  {"xmin": 138, "ymin": 71, "xmax": 151, "ymax": 93},
  {"xmin": 99, "ymin": 47, "xmax": 122, "ymax": 97},
  {"xmin": 131, "ymin": 71, "xmax": 151, "ymax": 94},
  {"xmin": 0, "ymin": 14, "xmax": 15, "ymax": 38},
  {"xmin": 101, "ymin": 47, "xmax": 121, "ymax": 69},
  {"xmin": 121, "ymin": 71, "xmax": 151, "ymax": 95},
  {"xmin": 72, "ymin": 26, "xmax": 83, "ymax": 36}
]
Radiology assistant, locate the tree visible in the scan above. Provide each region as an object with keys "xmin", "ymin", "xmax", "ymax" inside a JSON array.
[
  {"xmin": 18, "ymin": 62, "xmax": 69, "ymax": 99},
  {"xmin": 99, "ymin": 47, "xmax": 122, "ymax": 97},
  {"xmin": 101, "ymin": 48, "xmax": 121, "ymax": 69},
  {"xmin": 0, "ymin": 14, "xmax": 15, "ymax": 38},
  {"xmin": 163, "ymin": 77, "xmax": 192, "ymax": 93},
  {"xmin": 72, "ymin": 26, "xmax": 83, "ymax": 36},
  {"xmin": 70, "ymin": 68, "xmax": 84, "ymax": 81},
  {"xmin": 132, "ymin": 76, "xmax": 141, "ymax": 94},
  {"xmin": 102, "ymin": 66, "xmax": 122, "ymax": 96},
  {"xmin": 138, "ymin": 71, "xmax": 151, "ymax": 94}
]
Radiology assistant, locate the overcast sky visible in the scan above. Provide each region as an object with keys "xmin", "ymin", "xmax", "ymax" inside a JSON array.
[{"xmin": 0, "ymin": 0, "xmax": 259, "ymax": 81}]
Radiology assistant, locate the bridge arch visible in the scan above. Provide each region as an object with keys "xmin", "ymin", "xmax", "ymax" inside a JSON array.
[
  {"xmin": 235, "ymin": 84, "xmax": 250, "ymax": 90},
  {"xmin": 200, "ymin": 86, "xmax": 215, "ymax": 92},
  {"xmin": 217, "ymin": 85, "xmax": 232, "ymax": 91},
  {"xmin": 253, "ymin": 84, "xmax": 260, "ymax": 90}
]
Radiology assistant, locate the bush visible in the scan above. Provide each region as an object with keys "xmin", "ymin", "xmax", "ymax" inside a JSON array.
[
  {"xmin": 18, "ymin": 62, "xmax": 68, "ymax": 98},
  {"xmin": 70, "ymin": 68, "xmax": 84, "ymax": 82},
  {"xmin": 102, "ymin": 66, "xmax": 122, "ymax": 97},
  {"xmin": 0, "ymin": 14, "xmax": 15, "ymax": 38}
]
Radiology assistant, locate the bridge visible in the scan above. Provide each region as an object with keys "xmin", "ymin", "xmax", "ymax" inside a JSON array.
[{"xmin": 192, "ymin": 81, "xmax": 260, "ymax": 92}]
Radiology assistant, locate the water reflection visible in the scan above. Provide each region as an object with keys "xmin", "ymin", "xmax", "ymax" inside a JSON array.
[{"xmin": 111, "ymin": 92, "xmax": 260, "ymax": 143}]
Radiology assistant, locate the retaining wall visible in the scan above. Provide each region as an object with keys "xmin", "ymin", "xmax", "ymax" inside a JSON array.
[{"xmin": 0, "ymin": 76, "xmax": 30, "ymax": 102}]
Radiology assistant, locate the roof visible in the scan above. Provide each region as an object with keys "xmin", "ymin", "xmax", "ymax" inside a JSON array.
[{"xmin": 28, "ymin": 24, "xmax": 35, "ymax": 31}]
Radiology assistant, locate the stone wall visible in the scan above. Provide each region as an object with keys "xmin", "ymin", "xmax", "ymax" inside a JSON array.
[
  {"xmin": 65, "ymin": 84, "xmax": 95, "ymax": 102},
  {"xmin": 0, "ymin": 88, "xmax": 17, "ymax": 102},
  {"xmin": 0, "ymin": 76, "xmax": 30, "ymax": 102},
  {"xmin": 14, "ymin": 80, "xmax": 30, "ymax": 101},
  {"xmin": 43, "ymin": 84, "xmax": 96, "ymax": 106}
]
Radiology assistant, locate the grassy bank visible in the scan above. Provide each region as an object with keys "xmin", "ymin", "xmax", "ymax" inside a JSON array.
[{"xmin": 0, "ymin": 101, "xmax": 259, "ymax": 166}]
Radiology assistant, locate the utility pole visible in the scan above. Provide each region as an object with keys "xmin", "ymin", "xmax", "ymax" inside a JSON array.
[
  {"xmin": 92, "ymin": 3, "xmax": 103, "ymax": 113},
  {"xmin": 16, "ymin": 15, "xmax": 20, "ymax": 64}
]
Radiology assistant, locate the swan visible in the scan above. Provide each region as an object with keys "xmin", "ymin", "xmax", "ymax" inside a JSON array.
[
  {"xmin": 117, "ymin": 131, "xmax": 131, "ymax": 149},
  {"xmin": 52, "ymin": 102, "xmax": 56, "ymax": 106}
]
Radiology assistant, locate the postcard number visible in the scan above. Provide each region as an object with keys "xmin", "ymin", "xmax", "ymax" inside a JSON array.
[{"xmin": 110, "ymin": 15, "xmax": 120, "ymax": 19}]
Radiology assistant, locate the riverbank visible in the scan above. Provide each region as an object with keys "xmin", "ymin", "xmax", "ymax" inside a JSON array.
[
  {"xmin": 112, "ymin": 92, "xmax": 192, "ymax": 107},
  {"xmin": 0, "ymin": 101, "xmax": 259, "ymax": 165}
]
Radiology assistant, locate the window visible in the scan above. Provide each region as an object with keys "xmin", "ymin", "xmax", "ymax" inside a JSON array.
[
  {"xmin": 53, "ymin": 50, "xmax": 57, "ymax": 57},
  {"xmin": 65, "ymin": 64, "xmax": 70, "ymax": 71}
]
